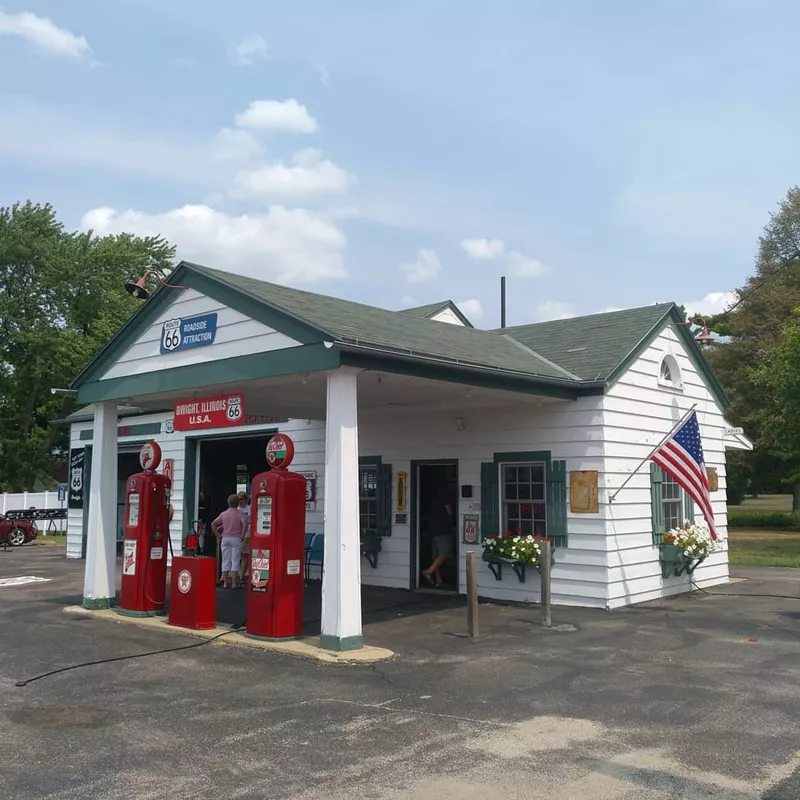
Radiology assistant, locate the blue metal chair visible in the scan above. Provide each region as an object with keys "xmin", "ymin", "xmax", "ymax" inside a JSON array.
[{"xmin": 305, "ymin": 533, "xmax": 324, "ymax": 581}]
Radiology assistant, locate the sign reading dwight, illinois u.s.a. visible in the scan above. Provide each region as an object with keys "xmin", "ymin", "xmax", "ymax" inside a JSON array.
[{"xmin": 160, "ymin": 312, "xmax": 218, "ymax": 354}]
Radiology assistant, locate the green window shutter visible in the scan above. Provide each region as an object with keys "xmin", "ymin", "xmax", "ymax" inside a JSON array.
[
  {"xmin": 376, "ymin": 462, "xmax": 392, "ymax": 537},
  {"xmin": 546, "ymin": 459, "xmax": 567, "ymax": 547},
  {"xmin": 683, "ymin": 491, "xmax": 695, "ymax": 524},
  {"xmin": 650, "ymin": 462, "xmax": 664, "ymax": 544},
  {"xmin": 480, "ymin": 461, "xmax": 499, "ymax": 538}
]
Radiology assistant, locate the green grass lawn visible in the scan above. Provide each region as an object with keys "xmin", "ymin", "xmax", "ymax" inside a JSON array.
[
  {"xmin": 728, "ymin": 528, "xmax": 800, "ymax": 568},
  {"xmin": 32, "ymin": 535, "xmax": 67, "ymax": 547},
  {"xmin": 738, "ymin": 494, "xmax": 793, "ymax": 512}
]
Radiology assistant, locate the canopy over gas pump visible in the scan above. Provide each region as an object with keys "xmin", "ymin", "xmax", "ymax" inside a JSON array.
[{"xmin": 246, "ymin": 434, "xmax": 307, "ymax": 641}]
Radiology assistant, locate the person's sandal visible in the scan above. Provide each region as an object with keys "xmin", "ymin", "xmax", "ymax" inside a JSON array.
[{"xmin": 421, "ymin": 570, "xmax": 435, "ymax": 586}]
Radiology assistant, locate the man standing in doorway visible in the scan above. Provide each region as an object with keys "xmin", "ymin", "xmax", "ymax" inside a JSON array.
[{"xmin": 422, "ymin": 483, "xmax": 457, "ymax": 588}]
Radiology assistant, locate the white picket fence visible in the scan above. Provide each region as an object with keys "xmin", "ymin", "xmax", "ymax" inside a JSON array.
[{"xmin": 0, "ymin": 491, "xmax": 68, "ymax": 533}]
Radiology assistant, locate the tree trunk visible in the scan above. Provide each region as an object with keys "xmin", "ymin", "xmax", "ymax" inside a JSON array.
[{"xmin": 793, "ymin": 484, "xmax": 800, "ymax": 513}]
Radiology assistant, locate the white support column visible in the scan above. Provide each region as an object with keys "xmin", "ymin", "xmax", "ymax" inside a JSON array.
[
  {"xmin": 320, "ymin": 369, "xmax": 363, "ymax": 650},
  {"xmin": 82, "ymin": 402, "xmax": 118, "ymax": 608}
]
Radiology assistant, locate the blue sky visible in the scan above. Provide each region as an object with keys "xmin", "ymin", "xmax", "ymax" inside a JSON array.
[{"xmin": 1, "ymin": 1, "xmax": 798, "ymax": 327}]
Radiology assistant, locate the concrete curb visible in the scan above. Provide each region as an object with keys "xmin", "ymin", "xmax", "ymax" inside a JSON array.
[{"xmin": 63, "ymin": 606, "xmax": 394, "ymax": 665}]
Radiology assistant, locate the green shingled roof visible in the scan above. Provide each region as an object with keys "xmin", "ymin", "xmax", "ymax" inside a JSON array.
[
  {"xmin": 497, "ymin": 304, "xmax": 676, "ymax": 381},
  {"xmin": 188, "ymin": 263, "xmax": 572, "ymax": 380}
]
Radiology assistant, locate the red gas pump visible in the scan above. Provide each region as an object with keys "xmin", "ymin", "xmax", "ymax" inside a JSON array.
[
  {"xmin": 246, "ymin": 434, "xmax": 307, "ymax": 640},
  {"xmin": 118, "ymin": 441, "xmax": 171, "ymax": 617}
]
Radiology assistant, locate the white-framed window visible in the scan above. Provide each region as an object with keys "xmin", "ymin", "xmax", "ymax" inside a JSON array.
[
  {"xmin": 359, "ymin": 466, "xmax": 378, "ymax": 538},
  {"xmin": 651, "ymin": 464, "xmax": 695, "ymax": 542},
  {"xmin": 501, "ymin": 462, "xmax": 547, "ymax": 536},
  {"xmin": 658, "ymin": 354, "xmax": 683, "ymax": 390},
  {"xmin": 661, "ymin": 473, "xmax": 684, "ymax": 530}
]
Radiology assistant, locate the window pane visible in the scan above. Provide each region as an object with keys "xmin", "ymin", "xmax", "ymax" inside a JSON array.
[
  {"xmin": 502, "ymin": 461, "xmax": 548, "ymax": 538},
  {"xmin": 359, "ymin": 467, "xmax": 378, "ymax": 536}
]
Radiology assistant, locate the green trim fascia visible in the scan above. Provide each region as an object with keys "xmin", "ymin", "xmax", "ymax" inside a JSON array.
[
  {"xmin": 428, "ymin": 301, "xmax": 474, "ymax": 328},
  {"xmin": 79, "ymin": 422, "xmax": 163, "ymax": 441},
  {"xmin": 182, "ymin": 266, "xmax": 327, "ymax": 345},
  {"xmin": 71, "ymin": 262, "xmax": 329, "ymax": 390},
  {"xmin": 339, "ymin": 352, "xmax": 584, "ymax": 400},
  {"xmin": 77, "ymin": 343, "xmax": 340, "ymax": 404},
  {"xmin": 358, "ymin": 456, "xmax": 382, "ymax": 467},
  {"xmin": 604, "ymin": 306, "xmax": 730, "ymax": 409},
  {"xmin": 318, "ymin": 634, "xmax": 364, "ymax": 652},
  {"xmin": 71, "ymin": 267, "xmax": 186, "ymax": 388},
  {"xmin": 83, "ymin": 596, "xmax": 114, "ymax": 610}
]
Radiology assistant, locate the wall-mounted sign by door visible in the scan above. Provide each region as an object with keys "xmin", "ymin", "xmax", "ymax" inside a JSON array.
[
  {"xmin": 160, "ymin": 312, "xmax": 218, "ymax": 354},
  {"xmin": 173, "ymin": 393, "xmax": 245, "ymax": 431},
  {"xmin": 68, "ymin": 449, "xmax": 85, "ymax": 509}
]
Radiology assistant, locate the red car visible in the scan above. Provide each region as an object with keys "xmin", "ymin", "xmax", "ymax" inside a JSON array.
[{"xmin": 0, "ymin": 514, "xmax": 38, "ymax": 546}]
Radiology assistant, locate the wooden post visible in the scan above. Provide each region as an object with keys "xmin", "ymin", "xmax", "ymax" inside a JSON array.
[
  {"xmin": 541, "ymin": 539, "xmax": 552, "ymax": 628},
  {"xmin": 466, "ymin": 551, "xmax": 479, "ymax": 638}
]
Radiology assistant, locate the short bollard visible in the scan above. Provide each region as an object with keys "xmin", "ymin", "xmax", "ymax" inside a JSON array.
[
  {"xmin": 541, "ymin": 539, "xmax": 552, "ymax": 628},
  {"xmin": 466, "ymin": 551, "xmax": 479, "ymax": 638}
]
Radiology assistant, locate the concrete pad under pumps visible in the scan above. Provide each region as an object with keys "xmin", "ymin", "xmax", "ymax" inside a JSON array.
[{"xmin": 62, "ymin": 606, "xmax": 394, "ymax": 664}]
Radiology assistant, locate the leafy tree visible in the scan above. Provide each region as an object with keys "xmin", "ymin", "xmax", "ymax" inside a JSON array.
[
  {"xmin": 0, "ymin": 202, "xmax": 174, "ymax": 491},
  {"xmin": 704, "ymin": 187, "xmax": 800, "ymax": 507},
  {"xmin": 751, "ymin": 312, "xmax": 800, "ymax": 508}
]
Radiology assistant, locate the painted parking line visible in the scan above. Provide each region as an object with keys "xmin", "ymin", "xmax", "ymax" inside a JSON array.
[{"xmin": 0, "ymin": 576, "xmax": 52, "ymax": 587}]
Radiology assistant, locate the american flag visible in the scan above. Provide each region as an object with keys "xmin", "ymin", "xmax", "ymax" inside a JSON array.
[{"xmin": 652, "ymin": 411, "xmax": 717, "ymax": 540}]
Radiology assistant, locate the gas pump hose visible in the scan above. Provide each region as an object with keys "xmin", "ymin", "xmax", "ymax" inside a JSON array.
[{"xmin": 15, "ymin": 533, "xmax": 244, "ymax": 688}]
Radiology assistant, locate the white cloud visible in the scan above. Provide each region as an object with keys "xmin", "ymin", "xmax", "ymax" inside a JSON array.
[
  {"xmin": 0, "ymin": 10, "xmax": 90, "ymax": 58},
  {"xmin": 232, "ymin": 35, "xmax": 268, "ymax": 65},
  {"xmin": 81, "ymin": 204, "xmax": 347, "ymax": 284},
  {"xmin": 317, "ymin": 64, "xmax": 330, "ymax": 86},
  {"xmin": 683, "ymin": 291, "xmax": 736, "ymax": 318},
  {"xmin": 400, "ymin": 248, "xmax": 442, "ymax": 283},
  {"xmin": 460, "ymin": 238, "xmax": 505, "ymax": 260},
  {"xmin": 457, "ymin": 298, "xmax": 484, "ymax": 320},
  {"xmin": 234, "ymin": 149, "xmax": 351, "ymax": 200},
  {"xmin": 506, "ymin": 251, "xmax": 546, "ymax": 277},
  {"xmin": 234, "ymin": 99, "xmax": 319, "ymax": 133},
  {"xmin": 460, "ymin": 237, "xmax": 547, "ymax": 277},
  {"xmin": 211, "ymin": 127, "xmax": 263, "ymax": 163},
  {"xmin": 537, "ymin": 301, "xmax": 575, "ymax": 321},
  {"xmin": 600, "ymin": 306, "xmax": 623, "ymax": 314},
  {"xmin": 400, "ymin": 295, "xmax": 418, "ymax": 307}
]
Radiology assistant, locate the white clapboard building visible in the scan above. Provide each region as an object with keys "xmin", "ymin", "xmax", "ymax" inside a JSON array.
[{"xmin": 65, "ymin": 261, "xmax": 751, "ymax": 651}]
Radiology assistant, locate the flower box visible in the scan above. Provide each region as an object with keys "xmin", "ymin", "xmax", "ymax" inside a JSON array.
[
  {"xmin": 658, "ymin": 522, "xmax": 716, "ymax": 579},
  {"xmin": 482, "ymin": 546, "xmax": 555, "ymax": 583}
]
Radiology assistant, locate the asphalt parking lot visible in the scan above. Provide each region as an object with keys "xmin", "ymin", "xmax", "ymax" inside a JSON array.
[{"xmin": 2, "ymin": 546, "xmax": 800, "ymax": 799}]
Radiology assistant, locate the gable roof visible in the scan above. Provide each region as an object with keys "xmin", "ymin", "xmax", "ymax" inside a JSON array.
[
  {"xmin": 185, "ymin": 263, "xmax": 573, "ymax": 381},
  {"xmin": 70, "ymin": 261, "xmax": 728, "ymax": 408},
  {"xmin": 498, "ymin": 304, "xmax": 676, "ymax": 381},
  {"xmin": 399, "ymin": 300, "xmax": 474, "ymax": 327}
]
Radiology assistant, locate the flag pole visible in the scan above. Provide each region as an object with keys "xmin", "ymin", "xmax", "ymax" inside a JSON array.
[{"xmin": 607, "ymin": 404, "xmax": 698, "ymax": 505}]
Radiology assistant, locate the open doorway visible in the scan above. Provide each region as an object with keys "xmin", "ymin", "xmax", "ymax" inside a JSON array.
[
  {"xmin": 415, "ymin": 461, "xmax": 458, "ymax": 592},
  {"xmin": 198, "ymin": 434, "xmax": 272, "ymax": 530}
]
